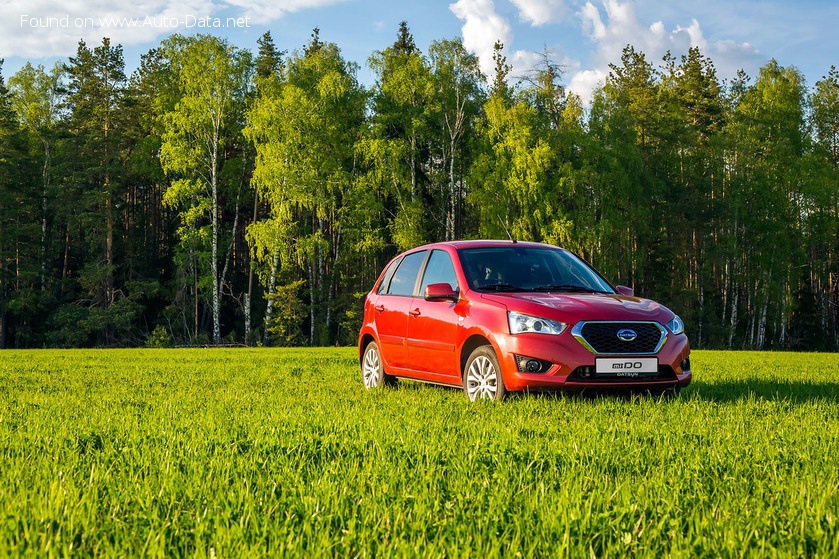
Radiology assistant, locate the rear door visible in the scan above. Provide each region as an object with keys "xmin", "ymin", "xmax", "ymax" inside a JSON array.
[
  {"xmin": 372, "ymin": 250, "xmax": 427, "ymax": 370},
  {"xmin": 407, "ymin": 249, "xmax": 461, "ymax": 380}
]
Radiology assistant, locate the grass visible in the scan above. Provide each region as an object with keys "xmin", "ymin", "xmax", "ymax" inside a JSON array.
[{"xmin": 1, "ymin": 348, "xmax": 839, "ymax": 557}]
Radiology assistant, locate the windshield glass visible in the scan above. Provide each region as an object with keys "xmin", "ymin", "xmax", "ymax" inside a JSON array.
[{"xmin": 458, "ymin": 246, "xmax": 615, "ymax": 294}]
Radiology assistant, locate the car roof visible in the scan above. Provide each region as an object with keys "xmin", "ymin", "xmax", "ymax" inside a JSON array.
[{"xmin": 409, "ymin": 240, "xmax": 564, "ymax": 251}]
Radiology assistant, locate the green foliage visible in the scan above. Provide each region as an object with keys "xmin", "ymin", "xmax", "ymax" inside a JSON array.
[
  {"xmin": 246, "ymin": 30, "xmax": 366, "ymax": 345},
  {"xmin": 1, "ymin": 349, "xmax": 839, "ymax": 555},
  {"xmin": 145, "ymin": 325, "xmax": 173, "ymax": 348},
  {"xmin": 0, "ymin": 31, "xmax": 838, "ymax": 350},
  {"xmin": 265, "ymin": 280, "xmax": 306, "ymax": 345}
]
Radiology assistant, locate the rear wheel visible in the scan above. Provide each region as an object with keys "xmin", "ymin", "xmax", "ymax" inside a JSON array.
[
  {"xmin": 361, "ymin": 341, "xmax": 396, "ymax": 389},
  {"xmin": 463, "ymin": 346, "xmax": 507, "ymax": 401}
]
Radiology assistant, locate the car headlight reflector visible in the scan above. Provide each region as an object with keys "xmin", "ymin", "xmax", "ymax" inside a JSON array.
[
  {"xmin": 508, "ymin": 312, "xmax": 567, "ymax": 335},
  {"xmin": 666, "ymin": 315, "xmax": 685, "ymax": 335}
]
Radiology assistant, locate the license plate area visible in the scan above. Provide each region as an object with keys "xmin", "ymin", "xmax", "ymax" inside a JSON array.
[{"xmin": 595, "ymin": 357, "xmax": 659, "ymax": 378}]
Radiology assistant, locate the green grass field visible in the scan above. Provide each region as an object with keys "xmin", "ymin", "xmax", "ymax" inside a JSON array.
[{"xmin": 1, "ymin": 349, "xmax": 839, "ymax": 557}]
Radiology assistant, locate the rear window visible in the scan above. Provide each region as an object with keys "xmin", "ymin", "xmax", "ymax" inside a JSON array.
[
  {"xmin": 376, "ymin": 257, "xmax": 402, "ymax": 294},
  {"xmin": 386, "ymin": 251, "xmax": 427, "ymax": 296}
]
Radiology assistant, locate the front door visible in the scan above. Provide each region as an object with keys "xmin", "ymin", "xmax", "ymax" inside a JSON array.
[{"xmin": 407, "ymin": 249, "xmax": 461, "ymax": 381}]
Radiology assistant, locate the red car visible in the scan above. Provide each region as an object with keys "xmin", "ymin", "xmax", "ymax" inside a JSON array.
[{"xmin": 358, "ymin": 240, "xmax": 691, "ymax": 400}]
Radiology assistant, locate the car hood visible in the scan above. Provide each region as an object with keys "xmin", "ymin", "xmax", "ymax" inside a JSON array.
[{"xmin": 479, "ymin": 292, "xmax": 674, "ymax": 323}]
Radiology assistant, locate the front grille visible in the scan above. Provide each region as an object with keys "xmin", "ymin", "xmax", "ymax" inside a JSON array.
[{"xmin": 573, "ymin": 321, "xmax": 665, "ymax": 354}]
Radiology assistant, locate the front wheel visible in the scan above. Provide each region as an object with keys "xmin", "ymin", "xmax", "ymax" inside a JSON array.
[
  {"xmin": 361, "ymin": 341, "xmax": 396, "ymax": 389},
  {"xmin": 463, "ymin": 346, "xmax": 507, "ymax": 401}
]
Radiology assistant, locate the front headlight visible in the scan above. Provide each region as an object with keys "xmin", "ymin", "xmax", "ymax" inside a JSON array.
[
  {"xmin": 666, "ymin": 315, "xmax": 685, "ymax": 335},
  {"xmin": 508, "ymin": 312, "xmax": 567, "ymax": 335}
]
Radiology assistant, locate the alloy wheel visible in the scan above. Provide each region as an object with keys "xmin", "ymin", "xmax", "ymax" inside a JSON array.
[
  {"xmin": 466, "ymin": 355, "xmax": 498, "ymax": 401},
  {"xmin": 362, "ymin": 345, "xmax": 382, "ymax": 388}
]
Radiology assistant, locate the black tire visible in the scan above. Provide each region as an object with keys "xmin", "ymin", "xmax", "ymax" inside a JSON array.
[
  {"xmin": 361, "ymin": 342, "xmax": 396, "ymax": 389},
  {"xmin": 463, "ymin": 345, "xmax": 507, "ymax": 401}
]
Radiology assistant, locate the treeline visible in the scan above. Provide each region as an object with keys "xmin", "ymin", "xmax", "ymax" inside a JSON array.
[{"xmin": 0, "ymin": 23, "xmax": 837, "ymax": 350}]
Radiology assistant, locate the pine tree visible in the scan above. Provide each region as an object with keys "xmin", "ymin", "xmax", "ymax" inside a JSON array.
[
  {"xmin": 393, "ymin": 21, "xmax": 417, "ymax": 54},
  {"xmin": 256, "ymin": 31, "xmax": 284, "ymax": 80}
]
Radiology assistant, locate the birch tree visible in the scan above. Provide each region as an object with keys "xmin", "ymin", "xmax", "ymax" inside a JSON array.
[
  {"xmin": 159, "ymin": 35, "xmax": 252, "ymax": 345},
  {"xmin": 246, "ymin": 30, "xmax": 365, "ymax": 345}
]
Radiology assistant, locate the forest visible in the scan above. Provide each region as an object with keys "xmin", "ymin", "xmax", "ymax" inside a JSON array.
[{"xmin": 0, "ymin": 23, "xmax": 837, "ymax": 350}]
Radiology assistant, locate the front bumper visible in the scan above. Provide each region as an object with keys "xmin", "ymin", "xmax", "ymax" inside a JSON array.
[{"xmin": 492, "ymin": 326, "xmax": 691, "ymax": 392}]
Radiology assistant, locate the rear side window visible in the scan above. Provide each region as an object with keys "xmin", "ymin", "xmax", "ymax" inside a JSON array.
[
  {"xmin": 420, "ymin": 250, "xmax": 458, "ymax": 293},
  {"xmin": 376, "ymin": 257, "xmax": 402, "ymax": 294},
  {"xmin": 387, "ymin": 251, "xmax": 427, "ymax": 296}
]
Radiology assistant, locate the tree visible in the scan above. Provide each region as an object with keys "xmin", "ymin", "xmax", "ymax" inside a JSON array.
[
  {"xmin": 366, "ymin": 22, "xmax": 435, "ymax": 250},
  {"xmin": 0, "ymin": 60, "xmax": 33, "ymax": 348},
  {"xmin": 64, "ymin": 38, "xmax": 131, "ymax": 345},
  {"xmin": 8, "ymin": 62, "xmax": 65, "ymax": 290},
  {"xmin": 813, "ymin": 66, "xmax": 839, "ymax": 165},
  {"xmin": 490, "ymin": 41, "xmax": 512, "ymax": 99},
  {"xmin": 429, "ymin": 37, "xmax": 484, "ymax": 240},
  {"xmin": 159, "ymin": 35, "xmax": 253, "ymax": 344},
  {"xmin": 246, "ymin": 31, "xmax": 366, "ymax": 345}
]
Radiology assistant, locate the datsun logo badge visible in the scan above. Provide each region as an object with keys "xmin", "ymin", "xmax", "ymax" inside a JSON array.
[{"xmin": 616, "ymin": 329, "xmax": 637, "ymax": 342}]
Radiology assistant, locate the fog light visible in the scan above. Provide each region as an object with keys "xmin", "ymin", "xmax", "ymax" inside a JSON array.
[
  {"xmin": 514, "ymin": 355, "xmax": 551, "ymax": 373},
  {"xmin": 680, "ymin": 357, "xmax": 691, "ymax": 372}
]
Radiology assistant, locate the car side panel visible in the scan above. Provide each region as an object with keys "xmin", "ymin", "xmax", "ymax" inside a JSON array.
[
  {"xmin": 406, "ymin": 296, "xmax": 462, "ymax": 380},
  {"xmin": 371, "ymin": 293, "xmax": 412, "ymax": 369}
]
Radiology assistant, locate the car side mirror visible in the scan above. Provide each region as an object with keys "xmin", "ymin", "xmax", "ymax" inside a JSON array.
[
  {"xmin": 616, "ymin": 285, "xmax": 634, "ymax": 297},
  {"xmin": 424, "ymin": 283, "xmax": 459, "ymax": 302}
]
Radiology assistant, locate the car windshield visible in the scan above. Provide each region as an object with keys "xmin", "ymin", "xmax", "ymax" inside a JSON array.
[{"xmin": 458, "ymin": 246, "xmax": 615, "ymax": 294}]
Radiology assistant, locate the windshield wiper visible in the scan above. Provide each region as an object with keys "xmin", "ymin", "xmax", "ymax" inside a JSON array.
[
  {"xmin": 479, "ymin": 283, "xmax": 528, "ymax": 292},
  {"xmin": 531, "ymin": 284, "xmax": 611, "ymax": 294}
]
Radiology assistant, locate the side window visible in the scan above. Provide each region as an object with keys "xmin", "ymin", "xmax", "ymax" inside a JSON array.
[
  {"xmin": 386, "ymin": 251, "xmax": 427, "ymax": 296},
  {"xmin": 375, "ymin": 257, "xmax": 402, "ymax": 294},
  {"xmin": 420, "ymin": 250, "xmax": 458, "ymax": 294}
]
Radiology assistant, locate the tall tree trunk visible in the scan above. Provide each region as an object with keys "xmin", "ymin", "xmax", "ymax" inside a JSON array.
[
  {"xmin": 62, "ymin": 226, "xmax": 70, "ymax": 282},
  {"xmin": 410, "ymin": 133, "xmax": 417, "ymax": 202},
  {"xmin": 448, "ymin": 135, "xmax": 457, "ymax": 241},
  {"xmin": 262, "ymin": 246, "xmax": 281, "ymax": 346},
  {"xmin": 40, "ymin": 141, "xmax": 50, "ymax": 291},
  {"xmin": 211, "ymin": 143, "xmax": 221, "ymax": 345},
  {"xmin": 193, "ymin": 249, "xmax": 199, "ymax": 341},
  {"xmin": 728, "ymin": 290, "xmax": 738, "ymax": 349},
  {"xmin": 245, "ymin": 194, "xmax": 258, "ymax": 346},
  {"xmin": 262, "ymin": 197, "xmax": 285, "ymax": 346},
  {"xmin": 698, "ymin": 286, "xmax": 704, "ymax": 349},
  {"xmin": 317, "ymin": 217, "xmax": 325, "ymax": 344},
  {"xmin": 308, "ymin": 262, "xmax": 316, "ymax": 346},
  {"xmin": 326, "ymin": 227, "xmax": 341, "ymax": 344}
]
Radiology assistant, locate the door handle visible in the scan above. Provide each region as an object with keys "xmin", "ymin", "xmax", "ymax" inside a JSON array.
[
  {"xmin": 374, "ymin": 304, "xmax": 385, "ymax": 312},
  {"xmin": 409, "ymin": 308, "xmax": 421, "ymax": 317}
]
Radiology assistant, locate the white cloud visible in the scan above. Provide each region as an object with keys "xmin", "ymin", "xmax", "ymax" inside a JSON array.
[
  {"xmin": 221, "ymin": 0, "xmax": 344, "ymax": 24},
  {"xmin": 450, "ymin": 0, "xmax": 560, "ymax": 81},
  {"xmin": 0, "ymin": 0, "xmax": 345, "ymax": 58},
  {"xmin": 449, "ymin": 0, "xmax": 513, "ymax": 78},
  {"xmin": 508, "ymin": 0, "xmax": 568, "ymax": 26},
  {"xmin": 570, "ymin": 0, "xmax": 763, "ymax": 102},
  {"xmin": 567, "ymin": 68, "xmax": 605, "ymax": 101},
  {"xmin": 676, "ymin": 18, "xmax": 706, "ymax": 51},
  {"xmin": 579, "ymin": 2, "xmax": 605, "ymax": 40}
]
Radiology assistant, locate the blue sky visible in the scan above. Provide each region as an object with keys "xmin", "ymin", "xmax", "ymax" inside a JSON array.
[{"xmin": 2, "ymin": 0, "xmax": 837, "ymax": 100}]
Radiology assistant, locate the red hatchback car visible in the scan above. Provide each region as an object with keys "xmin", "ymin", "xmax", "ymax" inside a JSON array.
[{"xmin": 358, "ymin": 241, "xmax": 691, "ymax": 400}]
